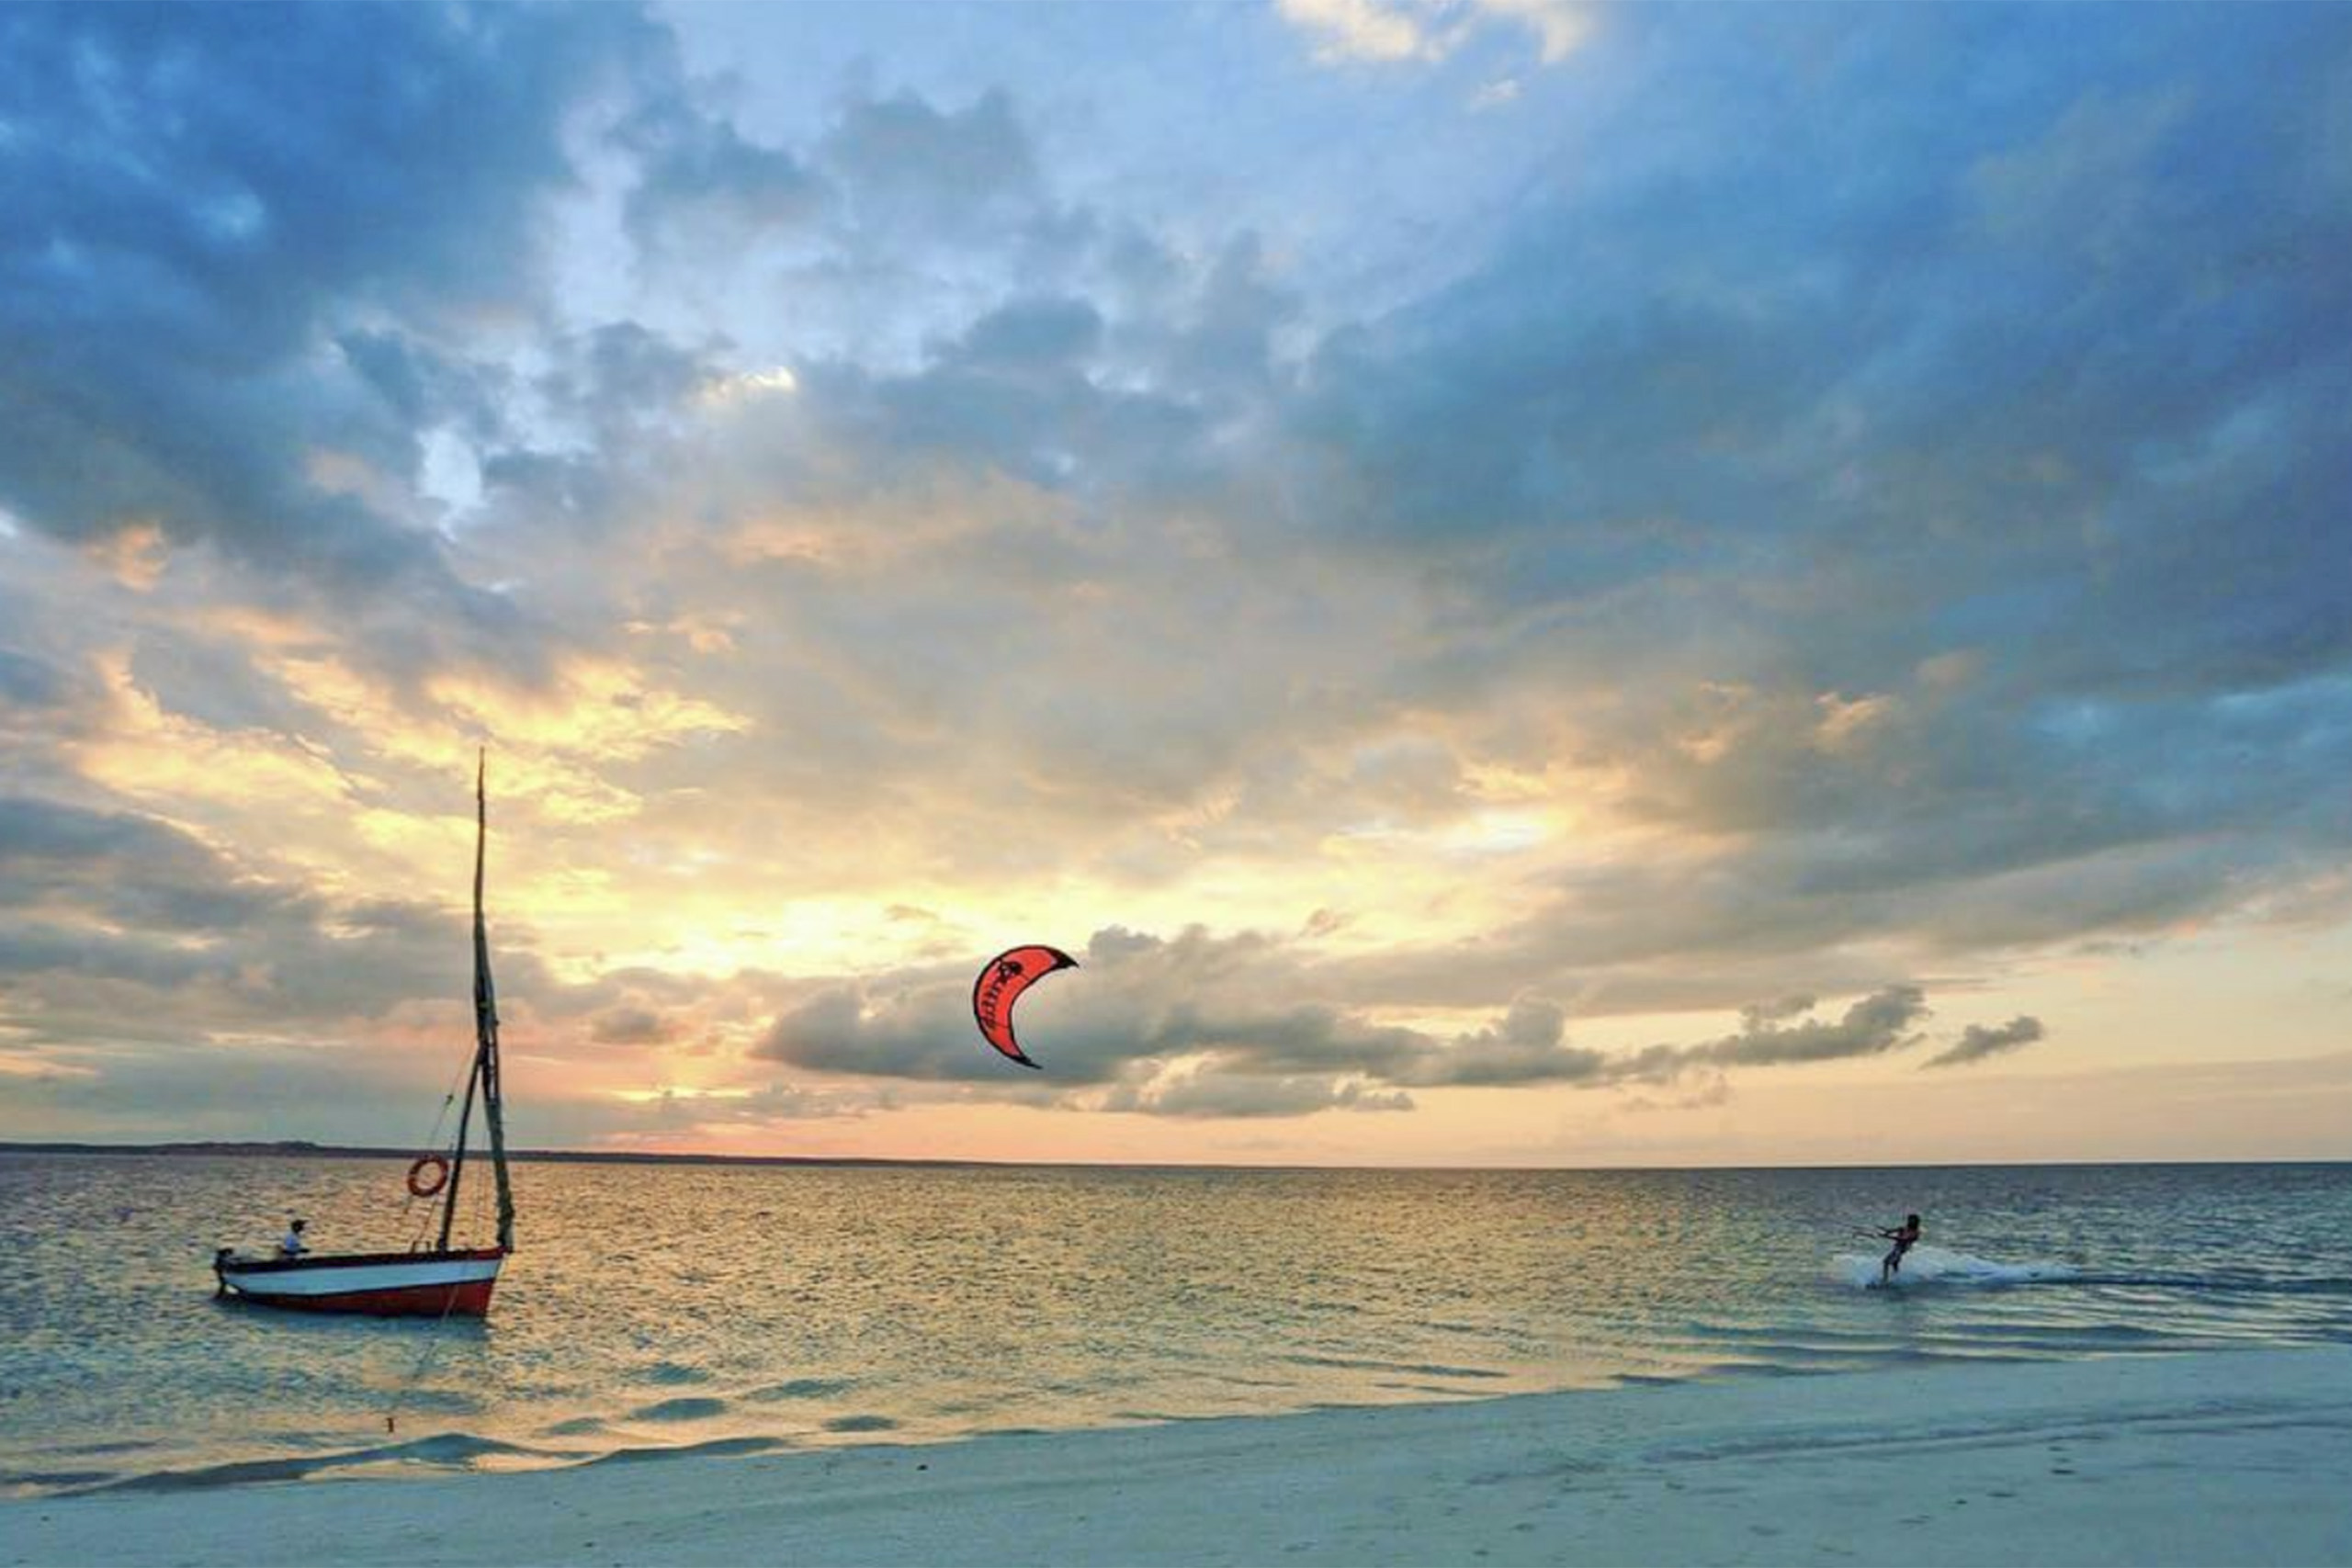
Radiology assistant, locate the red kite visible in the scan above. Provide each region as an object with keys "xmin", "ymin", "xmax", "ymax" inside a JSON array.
[{"xmin": 972, "ymin": 945, "xmax": 1076, "ymax": 1070}]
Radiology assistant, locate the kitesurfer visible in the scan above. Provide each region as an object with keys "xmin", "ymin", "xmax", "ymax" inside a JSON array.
[
  {"xmin": 278, "ymin": 1216, "xmax": 309, "ymax": 1258},
  {"xmin": 1876, "ymin": 1213, "xmax": 1921, "ymax": 1284}
]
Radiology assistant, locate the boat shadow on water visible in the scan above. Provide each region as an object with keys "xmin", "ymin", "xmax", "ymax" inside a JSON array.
[{"xmin": 204, "ymin": 1289, "xmax": 496, "ymax": 1342}]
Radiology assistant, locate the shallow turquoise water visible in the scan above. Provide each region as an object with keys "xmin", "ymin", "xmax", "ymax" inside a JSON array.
[{"xmin": 2, "ymin": 1156, "xmax": 2346, "ymax": 1495}]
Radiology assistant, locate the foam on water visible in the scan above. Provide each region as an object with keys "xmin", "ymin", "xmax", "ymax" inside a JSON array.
[{"xmin": 1830, "ymin": 1246, "xmax": 2078, "ymax": 1290}]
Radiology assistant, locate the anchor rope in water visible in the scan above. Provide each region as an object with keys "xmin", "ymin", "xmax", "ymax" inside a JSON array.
[
  {"xmin": 383, "ymin": 1168, "xmax": 493, "ymax": 1435},
  {"xmin": 382, "ymin": 1261, "xmax": 471, "ymax": 1436}
]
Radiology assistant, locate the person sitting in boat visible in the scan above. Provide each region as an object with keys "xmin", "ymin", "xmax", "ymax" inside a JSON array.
[{"xmin": 278, "ymin": 1217, "xmax": 310, "ymax": 1258}]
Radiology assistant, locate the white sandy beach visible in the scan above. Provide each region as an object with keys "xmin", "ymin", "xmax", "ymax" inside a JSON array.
[{"xmin": 8, "ymin": 1347, "xmax": 2349, "ymax": 1567}]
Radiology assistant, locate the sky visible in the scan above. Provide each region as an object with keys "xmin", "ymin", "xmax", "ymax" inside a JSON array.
[{"xmin": 2, "ymin": 0, "xmax": 2349, "ymax": 1167}]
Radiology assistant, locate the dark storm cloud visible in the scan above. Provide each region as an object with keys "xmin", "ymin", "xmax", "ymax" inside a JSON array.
[{"xmin": 1922, "ymin": 1016, "xmax": 2045, "ymax": 1070}]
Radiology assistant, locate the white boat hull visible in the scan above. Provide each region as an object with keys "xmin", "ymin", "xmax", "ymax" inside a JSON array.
[{"xmin": 214, "ymin": 1247, "xmax": 505, "ymax": 1317}]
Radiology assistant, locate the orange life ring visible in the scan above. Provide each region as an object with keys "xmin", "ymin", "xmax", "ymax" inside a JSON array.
[{"xmin": 406, "ymin": 1155, "xmax": 450, "ymax": 1198}]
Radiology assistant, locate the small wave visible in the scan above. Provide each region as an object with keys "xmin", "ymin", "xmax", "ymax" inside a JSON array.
[
  {"xmin": 743, "ymin": 1376, "xmax": 856, "ymax": 1403},
  {"xmin": 586, "ymin": 1435, "xmax": 790, "ymax": 1467},
  {"xmin": 3, "ymin": 1469, "xmax": 115, "ymax": 1490},
  {"xmin": 1375, "ymin": 1382, "xmax": 1492, "ymax": 1397},
  {"xmin": 1281, "ymin": 1353, "xmax": 1510, "ymax": 1380},
  {"xmin": 822, "ymin": 1414, "xmax": 899, "ymax": 1433},
  {"xmin": 628, "ymin": 1395, "xmax": 731, "ymax": 1423},
  {"xmin": 1830, "ymin": 1247, "xmax": 2076, "ymax": 1290},
  {"xmin": 2068, "ymin": 1270, "xmax": 2352, "ymax": 1298},
  {"xmin": 87, "ymin": 1431, "xmax": 557, "ymax": 1494}
]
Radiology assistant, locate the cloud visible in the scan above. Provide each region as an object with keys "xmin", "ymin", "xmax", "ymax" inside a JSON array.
[
  {"xmin": 588, "ymin": 1005, "xmax": 680, "ymax": 1046},
  {"xmin": 1470, "ymin": 78, "xmax": 1522, "ymax": 111},
  {"xmin": 1740, "ymin": 995, "xmax": 1818, "ymax": 1030},
  {"xmin": 1102, "ymin": 1068, "xmax": 1413, "ymax": 1119},
  {"xmin": 0, "ymin": 795, "xmax": 299, "ymax": 935},
  {"xmin": 0, "ymin": 648, "xmax": 77, "ymax": 712},
  {"xmin": 0, "ymin": 788, "xmax": 562, "ymax": 1061},
  {"xmin": 1399, "ymin": 998, "xmax": 1606, "ymax": 1087},
  {"xmin": 1922, "ymin": 1016, "xmax": 2046, "ymax": 1070},
  {"xmin": 1475, "ymin": 0, "xmax": 1594, "ymax": 63},
  {"xmin": 1279, "ymin": 0, "xmax": 1446, "ymax": 64},
  {"xmin": 616, "ymin": 89, "xmax": 827, "ymax": 254},
  {"xmin": 4, "ymin": 6, "xmax": 2350, "ymax": 1156},
  {"xmin": 817, "ymin": 86, "xmax": 1044, "ymax": 242},
  {"xmin": 0, "ymin": 5, "xmax": 644, "ymax": 586},
  {"xmin": 0, "ymin": 1037, "xmax": 466, "ymax": 1143},
  {"xmin": 753, "ymin": 924, "xmax": 1983, "ymax": 1115},
  {"xmin": 1276, "ymin": 0, "xmax": 1594, "ymax": 68},
  {"xmin": 1627, "ymin": 987, "xmax": 1929, "ymax": 1079},
  {"xmin": 752, "ymin": 926, "xmax": 1428, "ymax": 1095}
]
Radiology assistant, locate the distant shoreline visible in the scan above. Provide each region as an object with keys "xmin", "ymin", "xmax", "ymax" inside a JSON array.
[
  {"xmin": 2, "ymin": 1140, "xmax": 2346, "ymax": 1173},
  {"xmin": 0, "ymin": 1140, "xmax": 998, "ymax": 1169}
]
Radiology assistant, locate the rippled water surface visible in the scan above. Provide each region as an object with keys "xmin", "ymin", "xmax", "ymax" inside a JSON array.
[{"xmin": 3, "ymin": 1156, "xmax": 2346, "ymax": 1495}]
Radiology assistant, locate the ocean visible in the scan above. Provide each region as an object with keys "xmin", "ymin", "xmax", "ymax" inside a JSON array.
[{"xmin": 3, "ymin": 1156, "xmax": 2347, "ymax": 1496}]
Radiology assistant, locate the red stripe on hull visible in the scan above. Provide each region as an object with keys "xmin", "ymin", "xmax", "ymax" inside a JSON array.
[{"xmin": 230, "ymin": 1278, "xmax": 499, "ymax": 1317}]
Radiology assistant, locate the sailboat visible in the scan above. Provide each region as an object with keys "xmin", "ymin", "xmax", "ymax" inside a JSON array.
[{"xmin": 212, "ymin": 755, "xmax": 516, "ymax": 1317}]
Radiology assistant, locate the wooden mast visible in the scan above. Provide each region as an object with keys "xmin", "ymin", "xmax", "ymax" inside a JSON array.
[
  {"xmin": 435, "ymin": 750, "xmax": 514, "ymax": 1254},
  {"xmin": 474, "ymin": 750, "xmax": 515, "ymax": 1252}
]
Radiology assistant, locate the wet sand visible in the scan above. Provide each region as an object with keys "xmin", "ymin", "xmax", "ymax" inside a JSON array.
[{"xmin": 8, "ymin": 1347, "xmax": 2349, "ymax": 1566}]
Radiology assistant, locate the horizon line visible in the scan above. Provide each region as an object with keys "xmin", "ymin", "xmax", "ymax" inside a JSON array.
[{"xmin": 3, "ymin": 1139, "xmax": 2346, "ymax": 1175}]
